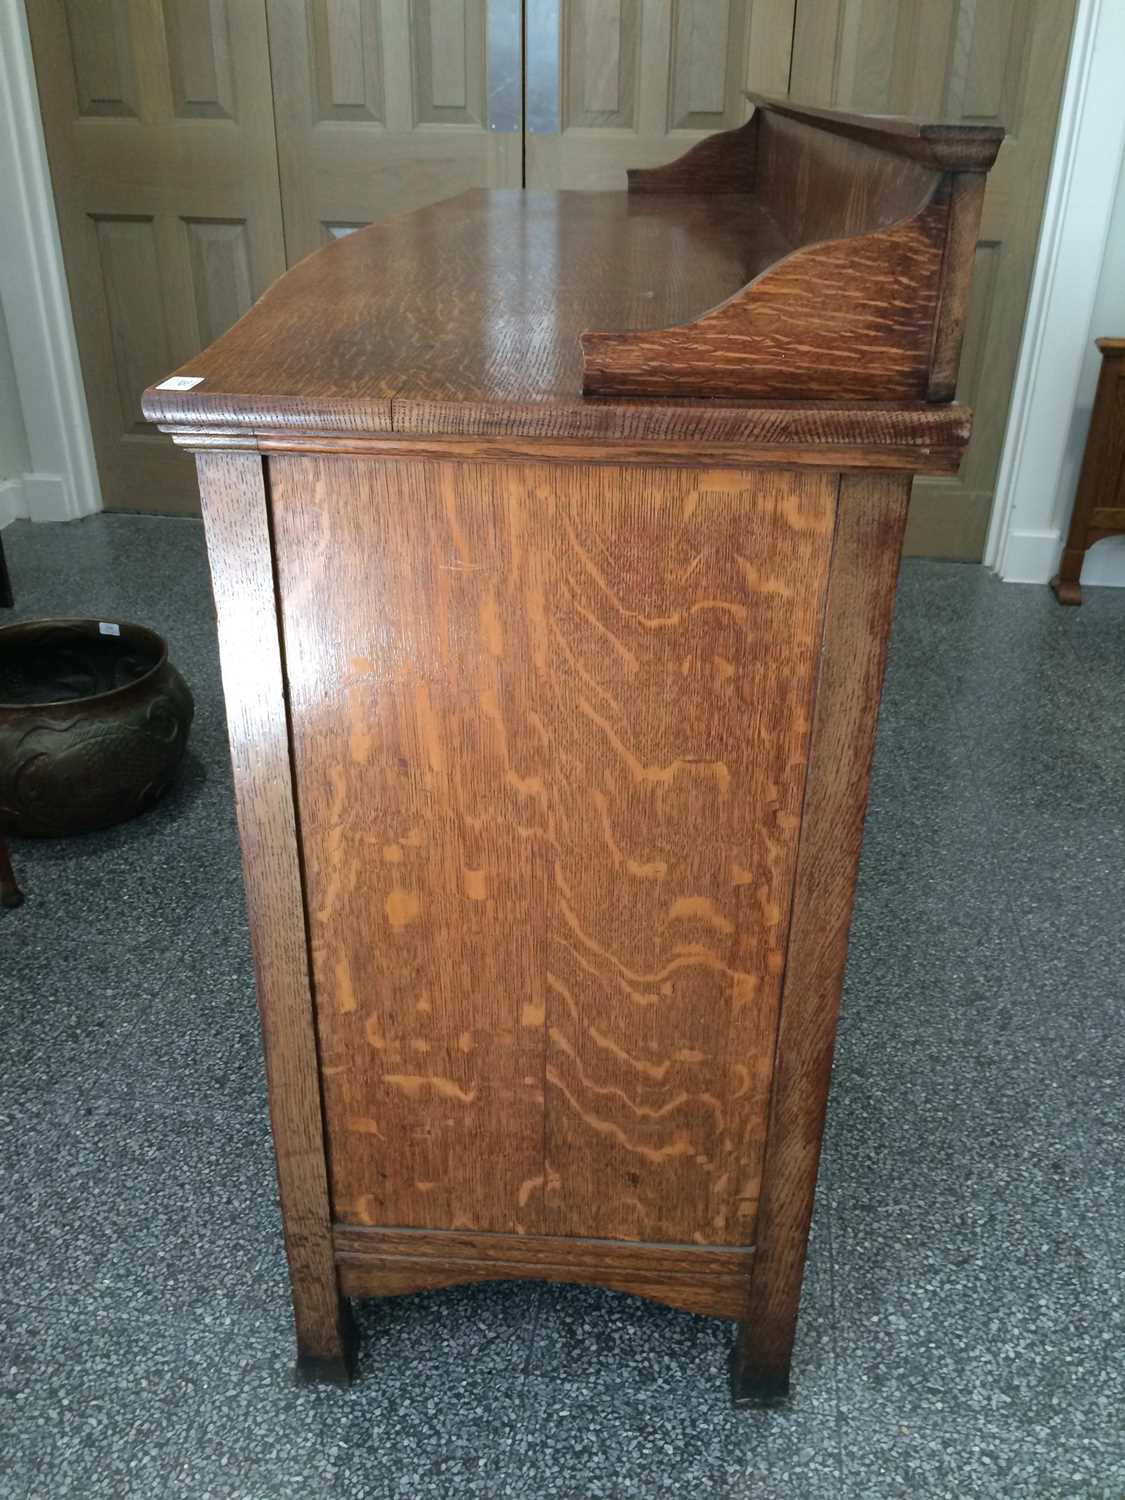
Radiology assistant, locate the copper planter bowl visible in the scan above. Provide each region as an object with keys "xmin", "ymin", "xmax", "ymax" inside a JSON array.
[{"xmin": 0, "ymin": 618, "xmax": 194, "ymax": 838}]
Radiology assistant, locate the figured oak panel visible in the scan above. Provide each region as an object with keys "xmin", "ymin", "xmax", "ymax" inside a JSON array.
[{"xmin": 269, "ymin": 454, "xmax": 837, "ymax": 1244}]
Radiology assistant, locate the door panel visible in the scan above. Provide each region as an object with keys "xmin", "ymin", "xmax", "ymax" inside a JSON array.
[
  {"xmin": 28, "ymin": 0, "xmax": 287, "ymax": 515},
  {"xmin": 789, "ymin": 0, "xmax": 1076, "ymax": 560},
  {"xmin": 266, "ymin": 0, "xmax": 522, "ymax": 266},
  {"xmin": 525, "ymin": 0, "xmax": 797, "ymax": 188}
]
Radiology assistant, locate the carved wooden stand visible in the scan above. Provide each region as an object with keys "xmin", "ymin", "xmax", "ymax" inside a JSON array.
[
  {"xmin": 145, "ymin": 95, "xmax": 1001, "ymax": 1407},
  {"xmin": 1051, "ymin": 338, "xmax": 1125, "ymax": 606}
]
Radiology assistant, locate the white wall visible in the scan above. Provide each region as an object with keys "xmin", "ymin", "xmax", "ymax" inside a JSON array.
[
  {"xmin": 0, "ymin": 298, "xmax": 32, "ymax": 484},
  {"xmin": 0, "ymin": 0, "xmax": 100, "ymax": 527},
  {"xmin": 987, "ymin": 0, "xmax": 1125, "ymax": 587}
]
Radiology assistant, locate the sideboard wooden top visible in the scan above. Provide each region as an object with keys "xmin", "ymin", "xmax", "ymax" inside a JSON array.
[
  {"xmin": 146, "ymin": 92, "xmax": 1001, "ymax": 454},
  {"xmin": 145, "ymin": 189, "xmax": 790, "ymax": 428}
]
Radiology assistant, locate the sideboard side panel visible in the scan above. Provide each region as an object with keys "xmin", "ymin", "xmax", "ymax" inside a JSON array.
[
  {"xmin": 195, "ymin": 450, "xmax": 351, "ymax": 1379},
  {"xmin": 733, "ymin": 469, "xmax": 910, "ymax": 1402},
  {"xmin": 269, "ymin": 453, "xmax": 838, "ymax": 1247}
]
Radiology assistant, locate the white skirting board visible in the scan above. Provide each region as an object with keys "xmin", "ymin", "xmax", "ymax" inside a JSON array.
[
  {"xmin": 1000, "ymin": 529, "xmax": 1125, "ymax": 588},
  {"xmin": 0, "ymin": 472, "xmax": 72, "ymax": 530},
  {"xmin": 986, "ymin": 0, "xmax": 1125, "ymax": 590}
]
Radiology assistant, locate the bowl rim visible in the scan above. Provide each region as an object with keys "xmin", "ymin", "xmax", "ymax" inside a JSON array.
[{"xmin": 0, "ymin": 616, "xmax": 170, "ymax": 711}]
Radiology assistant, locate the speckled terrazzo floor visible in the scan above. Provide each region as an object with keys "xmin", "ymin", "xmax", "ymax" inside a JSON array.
[{"xmin": 1, "ymin": 513, "xmax": 1123, "ymax": 1500}]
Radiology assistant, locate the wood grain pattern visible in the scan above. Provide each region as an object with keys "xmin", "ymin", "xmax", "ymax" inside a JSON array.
[
  {"xmin": 1051, "ymin": 340, "xmax": 1125, "ymax": 605},
  {"xmin": 732, "ymin": 470, "xmax": 910, "ymax": 1403},
  {"xmin": 627, "ymin": 117, "xmax": 757, "ymax": 194},
  {"xmin": 142, "ymin": 190, "xmax": 790, "ymax": 430},
  {"xmin": 268, "ymin": 454, "xmax": 838, "ymax": 1247},
  {"xmin": 159, "ymin": 89, "xmax": 1003, "ymax": 1401},
  {"xmin": 160, "ymin": 408, "xmax": 973, "ymax": 472},
  {"xmin": 754, "ymin": 110, "xmax": 938, "ymax": 246},
  {"xmin": 194, "ymin": 451, "xmax": 353, "ymax": 1381},
  {"xmin": 745, "ymin": 91, "xmax": 1004, "ymax": 171},
  {"xmin": 582, "ymin": 190, "xmax": 949, "ymax": 402},
  {"xmin": 334, "ymin": 1225, "xmax": 752, "ymax": 1320},
  {"xmin": 925, "ymin": 170, "xmax": 990, "ymax": 402}
]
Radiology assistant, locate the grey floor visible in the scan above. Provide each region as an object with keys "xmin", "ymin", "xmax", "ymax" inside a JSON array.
[{"xmin": 1, "ymin": 514, "xmax": 1123, "ymax": 1500}]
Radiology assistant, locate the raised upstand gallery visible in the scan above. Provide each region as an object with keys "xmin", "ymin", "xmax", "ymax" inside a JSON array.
[{"xmin": 144, "ymin": 95, "xmax": 1002, "ymax": 1406}]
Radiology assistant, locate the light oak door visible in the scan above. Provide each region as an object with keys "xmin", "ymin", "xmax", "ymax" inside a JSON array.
[
  {"xmin": 789, "ymin": 0, "xmax": 1077, "ymax": 560},
  {"xmin": 28, "ymin": 1, "xmax": 287, "ymax": 515},
  {"xmin": 524, "ymin": 0, "xmax": 797, "ymax": 188},
  {"xmin": 266, "ymin": 0, "xmax": 523, "ymax": 264}
]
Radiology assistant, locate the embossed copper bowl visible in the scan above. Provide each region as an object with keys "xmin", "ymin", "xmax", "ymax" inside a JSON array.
[{"xmin": 0, "ymin": 618, "xmax": 193, "ymax": 838}]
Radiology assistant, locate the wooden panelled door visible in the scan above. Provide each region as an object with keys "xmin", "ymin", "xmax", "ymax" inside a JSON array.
[
  {"xmin": 787, "ymin": 0, "xmax": 1077, "ymax": 559},
  {"xmin": 30, "ymin": 0, "xmax": 520, "ymax": 513},
  {"xmin": 27, "ymin": 1, "xmax": 287, "ymax": 514},
  {"xmin": 524, "ymin": 1, "xmax": 798, "ymax": 187},
  {"xmin": 266, "ymin": 0, "xmax": 522, "ymax": 264},
  {"xmin": 32, "ymin": 0, "xmax": 1074, "ymax": 542}
]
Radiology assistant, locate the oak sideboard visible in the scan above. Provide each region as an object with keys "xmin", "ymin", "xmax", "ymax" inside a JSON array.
[{"xmin": 144, "ymin": 94, "xmax": 1002, "ymax": 1405}]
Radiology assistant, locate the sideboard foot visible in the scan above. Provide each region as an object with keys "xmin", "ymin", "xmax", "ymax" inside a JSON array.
[
  {"xmin": 728, "ymin": 1339, "xmax": 791, "ymax": 1408},
  {"xmin": 294, "ymin": 1298, "xmax": 359, "ymax": 1387},
  {"xmin": 1049, "ymin": 572, "xmax": 1083, "ymax": 606}
]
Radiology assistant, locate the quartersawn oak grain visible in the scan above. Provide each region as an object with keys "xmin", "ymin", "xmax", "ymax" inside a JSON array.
[
  {"xmin": 581, "ymin": 100, "xmax": 997, "ymax": 402},
  {"xmin": 194, "ymin": 451, "xmax": 355, "ymax": 1383},
  {"xmin": 334, "ymin": 1226, "xmax": 753, "ymax": 1321},
  {"xmin": 732, "ymin": 471, "xmax": 911, "ymax": 1404},
  {"xmin": 160, "ymin": 96, "xmax": 1000, "ymax": 1407},
  {"xmin": 142, "ymin": 190, "xmax": 791, "ymax": 432},
  {"xmin": 269, "ymin": 455, "xmax": 837, "ymax": 1248}
]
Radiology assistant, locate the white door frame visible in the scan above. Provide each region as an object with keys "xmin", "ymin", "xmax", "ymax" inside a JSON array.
[
  {"xmin": 986, "ymin": 0, "xmax": 1125, "ymax": 586},
  {"xmin": 0, "ymin": 0, "xmax": 100, "ymax": 526}
]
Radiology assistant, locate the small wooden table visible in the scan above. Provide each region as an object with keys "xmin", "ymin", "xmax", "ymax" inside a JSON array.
[
  {"xmin": 145, "ymin": 95, "xmax": 1001, "ymax": 1406},
  {"xmin": 1052, "ymin": 338, "xmax": 1125, "ymax": 605}
]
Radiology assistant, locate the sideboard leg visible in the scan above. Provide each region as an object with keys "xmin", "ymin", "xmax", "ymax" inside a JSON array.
[
  {"xmin": 729, "ymin": 475, "xmax": 910, "ymax": 1415},
  {"xmin": 729, "ymin": 1331, "xmax": 792, "ymax": 1407},
  {"xmin": 294, "ymin": 1293, "xmax": 358, "ymax": 1386},
  {"xmin": 1050, "ymin": 549, "xmax": 1085, "ymax": 606}
]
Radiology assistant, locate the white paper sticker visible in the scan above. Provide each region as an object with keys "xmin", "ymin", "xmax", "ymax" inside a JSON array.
[
  {"xmin": 99, "ymin": 622, "xmax": 121, "ymax": 636},
  {"xmin": 155, "ymin": 375, "xmax": 204, "ymax": 391}
]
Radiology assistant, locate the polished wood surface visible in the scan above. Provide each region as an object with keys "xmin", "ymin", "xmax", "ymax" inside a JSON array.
[
  {"xmin": 143, "ymin": 91, "xmax": 1002, "ymax": 421},
  {"xmin": 745, "ymin": 92, "xmax": 1004, "ymax": 170},
  {"xmin": 581, "ymin": 102, "xmax": 995, "ymax": 403},
  {"xmin": 582, "ymin": 189, "xmax": 949, "ymax": 402},
  {"xmin": 143, "ymin": 190, "xmax": 790, "ymax": 432},
  {"xmin": 733, "ymin": 470, "xmax": 910, "ymax": 1403},
  {"xmin": 162, "ymin": 95, "xmax": 999, "ymax": 1405},
  {"xmin": 334, "ymin": 1225, "xmax": 753, "ymax": 1321},
  {"xmin": 270, "ymin": 454, "xmax": 837, "ymax": 1246},
  {"xmin": 195, "ymin": 451, "xmax": 354, "ymax": 1383},
  {"xmin": 1051, "ymin": 339, "xmax": 1125, "ymax": 606},
  {"xmin": 162, "ymin": 410, "xmax": 973, "ymax": 469}
]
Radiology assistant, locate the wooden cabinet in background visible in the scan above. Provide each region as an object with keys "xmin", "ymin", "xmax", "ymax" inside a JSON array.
[
  {"xmin": 1052, "ymin": 339, "xmax": 1125, "ymax": 606},
  {"xmin": 144, "ymin": 96, "xmax": 1001, "ymax": 1404}
]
